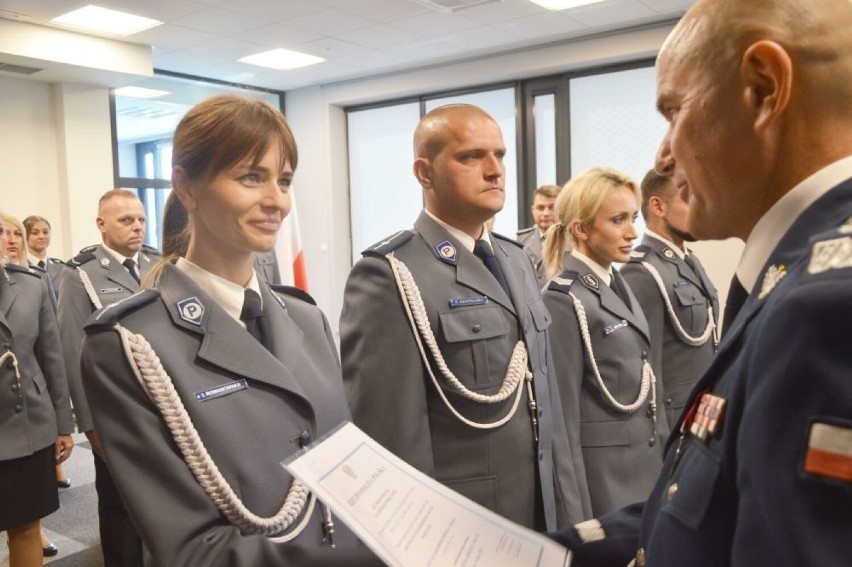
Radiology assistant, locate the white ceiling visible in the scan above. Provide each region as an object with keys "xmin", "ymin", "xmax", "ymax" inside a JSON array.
[{"xmin": 0, "ymin": 0, "xmax": 694, "ymax": 92}]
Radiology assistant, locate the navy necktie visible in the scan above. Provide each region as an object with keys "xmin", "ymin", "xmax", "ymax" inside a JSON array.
[
  {"xmin": 37, "ymin": 259, "xmax": 46, "ymax": 270},
  {"xmin": 122, "ymin": 258, "xmax": 140, "ymax": 284},
  {"xmin": 241, "ymin": 289, "xmax": 272, "ymax": 351},
  {"xmin": 721, "ymin": 275, "xmax": 748, "ymax": 338},
  {"xmin": 473, "ymin": 240, "xmax": 510, "ymax": 296}
]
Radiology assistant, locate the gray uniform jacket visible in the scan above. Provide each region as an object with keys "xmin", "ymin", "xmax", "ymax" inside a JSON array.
[
  {"xmin": 255, "ymin": 251, "xmax": 282, "ymax": 285},
  {"xmin": 57, "ymin": 244, "xmax": 158, "ymax": 433},
  {"xmin": 516, "ymin": 226, "xmax": 547, "ymax": 284},
  {"xmin": 1, "ymin": 264, "xmax": 72, "ymax": 461},
  {"xmin": 620, "ymin": 236, "xmax": 719, "ymax": 431},
  {"xmin": 341, "ymin": 211, "xmax": 591, "ymax": 531},
  {"xmin": 80, "ymin": 264, "xmax": 380, "ymax": 567},
  {"xmin": 543, "ymin": 255, "xmax": 669, "ymax": 517},
  {"xmin": 29, "ymin": 257, "xmax": 65, "ymax": 306}
]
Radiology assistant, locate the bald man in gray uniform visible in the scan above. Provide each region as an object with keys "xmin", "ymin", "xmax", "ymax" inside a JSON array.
[
  {"xmin": 57, "ymin": 189, "xmax": 158, "ymax": 567},
  {"xmin": 341, "ymin": 104, "xmax": 590, "ymax": 532}
]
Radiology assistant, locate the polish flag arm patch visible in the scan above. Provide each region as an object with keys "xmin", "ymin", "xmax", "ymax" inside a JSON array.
[{"xmin": 803, "ymin": 421, "xmax": 852, "ymax": 483}]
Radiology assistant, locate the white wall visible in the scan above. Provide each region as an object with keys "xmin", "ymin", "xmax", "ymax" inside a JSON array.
[{"xmin": 1, "ymin": 76, "xmax": 113, "ymax": 259}]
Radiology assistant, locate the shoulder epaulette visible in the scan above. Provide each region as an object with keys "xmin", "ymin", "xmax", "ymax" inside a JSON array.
[
  {"xmin": 69, "ymin": 246, "xmax": 98, "ymax": 267},
  {"xmin": 628, "ymin": 245, "xmax": 650, "ymax": 262},
  {"xmin": 516, "ymin": 226, "xmax": 535, "ymax": 236},
  {"xmin": 492, "ymin": 231, "xmax": 523, "ymax": 248},
  {"xmin": 141, "ymin": 244, "xmax": 162, "ymax": 257},
  {"xmin": 48, "ymin": 257, "xmax": 68, "ymax": 266},
  {"xmin": 363, "ymin": 230, "xmax": 415, "ymax": 257},
  {"xmin": 546, "ymin": 269, "xmax": 579, "ymax": 294},
  {"xmin": 84, "ymin": 289, "xmax": 160, "ymax": 331},
  {"xmin": 805, "ymin": 220, "xmax": 852, "ymax": 276},
  {"xmin": 5, "ymin": 263, "xmax": 42, "ymax": 278},
  {"xmin": 269, "ymin": 284, "xmax": 317, "ymax": 306}
]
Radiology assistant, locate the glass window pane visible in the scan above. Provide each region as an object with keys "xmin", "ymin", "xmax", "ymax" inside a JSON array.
[
  {"xmin": 347, "ymin": 102, "xmax": 422, "ymax": 263},
  {"xmin": 534, "ymin": 93, "xmax": 557, "ymax": 187},
  {"xmin": 569, "ymin": 65, "xmax": 667, "ymax": 239},
  {"xmin": 425, "ymin": 88, "xmax": 518, "ymax": 237}
]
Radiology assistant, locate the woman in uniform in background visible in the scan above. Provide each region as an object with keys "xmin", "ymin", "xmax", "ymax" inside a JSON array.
[
  {"xmin": 0, "ymin": 214, "xmax": 73, "ymax": 566},
  {"xmin": 79, "ymin": 95, "xmax": 378, "ymax": 566},
  {"xmin": 541, "ymin": 167, "xmax": 668, "ymax": 517}
]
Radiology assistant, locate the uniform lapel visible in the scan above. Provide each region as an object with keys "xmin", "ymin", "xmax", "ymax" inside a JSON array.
[
  {"xmin": 493, "ymin": 237, "xmax": 526, "ymax": 313},
  {"xmin": 260, "ymin": 283, "xmax": 305, "ymax": 375},
  {"xmin": 96, "ymin": 246, "xmax": 140, "ymax": 292},
  {"xmin": 414, "ymin": 213, "xmax": 516, "ymax": 315},
  {"xmin": 0, "ymin": 268, "xmax": 17, "ymax": 319},
  {"xmin": 158, "ymin": 266, "xmax": 309, "ymax": 403}
]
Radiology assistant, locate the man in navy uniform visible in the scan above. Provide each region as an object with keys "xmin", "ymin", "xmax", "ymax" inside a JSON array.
[
  {"xmin": 621, "ymin": 170, "xmax": 718, "ymax": 433},
  {"xmin": 58, "ymin": 189, "xmax": 156, "ymax": 566},
  {"xmin": 341, "ymin": 104, "xmax": 590, "ymax": 532},
  {"xmin": 516, "ymin": 184, "xmax": 560, "ymax": 283},
  {"xmin": 553, "ymin": 0, "xmax": 852, "ymax": 564}
]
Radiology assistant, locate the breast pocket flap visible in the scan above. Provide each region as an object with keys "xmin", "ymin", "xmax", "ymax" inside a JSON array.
[
  {"xmin": 674, "ymin": 284, "xmax": 703, "ymax": 306},
  {"xmin": 439, "ymin": 305, "xmax": 510, "ymax": 343},
  {"xmin": 528, "ymin": 298, "xmax": 551, "ymax": 332},
  {"xmin": 663, "ymin": 441, "xmax": 721, "ymax": 530}
]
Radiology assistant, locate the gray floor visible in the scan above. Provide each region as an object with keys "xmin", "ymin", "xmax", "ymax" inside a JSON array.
[{"xmin": 1, "ymin": 433, "xmax": 103, "ymax": 567}]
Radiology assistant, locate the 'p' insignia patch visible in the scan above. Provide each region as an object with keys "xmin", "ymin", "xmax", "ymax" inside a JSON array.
[
  {"xmin": 177, "ymin": 297, "xmax": 205, "ymax": 326},
  {"xmin": 803, "ymin": 420, "xmax": 852, "ymax": 484},
  {"xmin": 435, "ymin": 240, "xmax": 457, "ymax": 264}
]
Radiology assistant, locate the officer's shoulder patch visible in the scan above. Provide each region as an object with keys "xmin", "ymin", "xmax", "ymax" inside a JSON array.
[
  {"xmin": 84, "ymin": 289, "xmax": 160, "ymax": 331},
  {"xmin": 492, "ymin": 231, "xmax": 523, "ymax": 248},
  {"xmin": 516, "ymin": 226, "xmax": 535, "ymax": 236},
  {"xmin": 628, "ymin": 245, "xmax": 650, "ymax": 262},
  {"xmin": 48, "ymin": 257, "xmax": 67, "ymax": 266},
  {"xmin": 269, "ymin": 284, "xmax": 317, "ymax": 306},
  {"xmin": 363, "ymin": 230, "xmax": 415, "ymax": 257},
  {"xmin": 69, "ymin": 247, "xmax": 98, "ymax": 267},
  {"xmin": 141, "ymin": 244, "xmax": 162, "ymax": 257},
  {"xmin": 546, "ymin": 269, "xmax": 578, "ymax": 294},
  {"xmin": 806, "ymin": 231, "xmax": 852, "ymax": 276},
  {"xmin": 5, "ymin": 263, "xmax": 42, "ymax": 278}
]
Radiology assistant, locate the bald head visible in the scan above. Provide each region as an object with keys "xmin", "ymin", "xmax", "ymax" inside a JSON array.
[{"xmin": 413, "ymin": 104, "xmax": 498, "ymax": 161}]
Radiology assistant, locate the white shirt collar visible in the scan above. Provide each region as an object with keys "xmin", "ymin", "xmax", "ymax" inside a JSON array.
[
  {"xmin": 571, "ymin": 249, "xmax": 613, "ymax": 286},
  {"xmin": 644, "ymin": 229, "xmax": 686, "ymax": 259},
  {"xmin": 736, "ymin": 155, "xmax": 852, "ymax": 293},
  {"xmin": 28, "ymin": 254, "xmax": 46, "ymax": 266},
  {"xmin": 101, "ymin": 243, "xmax": 138, "ymax": 266},
  {"xmin": 425, "ymin": 209, "xmax": 494, "ymax": 253},
  {"xmin": 174, "ymin": 257, "xmax": 262, "ymax": 326}
]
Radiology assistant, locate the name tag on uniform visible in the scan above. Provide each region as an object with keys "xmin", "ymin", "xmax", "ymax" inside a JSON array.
[
  {"xmin": 673, "ymin": 280, "xmax": 691, "ymax": 288},
  {"xmin": 603, "ymin": 320, "xmax": 628, "ymax": 335},
  {"xmin": 100, "ymin": 287, "xmax": 124, "ymax": 294},
  {"xmin": 449, "ymin": 296, "xmax": 488, "ymax": 308},
  {"xmin": 194, "ymin": 379, "xmax": 248, "ymax": 402}
]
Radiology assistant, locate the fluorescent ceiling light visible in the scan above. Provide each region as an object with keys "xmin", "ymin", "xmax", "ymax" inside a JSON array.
[
  {"xmin": 529, "ymin": 0, "xmax": 607, "ymax": 10},
  {"xmin": 51, "ymin": 5, "xmax": 162, "ymax": 37},
  {"xmin": 239, "ymin": 48, "xmax": 325, "ymax": 70},
  {"xmin": 114, "ymin": 86, "xmax": 170, "ymax": 99}
]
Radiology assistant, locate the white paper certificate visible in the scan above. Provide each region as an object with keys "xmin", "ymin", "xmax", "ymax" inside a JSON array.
[{"xmin": 284, "ymin": 422, "xmax": 571, "ymax": 567}]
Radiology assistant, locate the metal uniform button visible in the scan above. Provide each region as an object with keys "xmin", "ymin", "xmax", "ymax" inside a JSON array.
[
  {"xmin": 648, "ymin": 437, "xmax": 656, "ymax": 447},
  {"xmin": 641, "ymin": 350, "xmax": 648, "ymax": 359},
  {"xmin": 472, "ymin": 324, "xmax": 481, "ymax": 333},
  {"xmin": 667, "ymin": 482, "xmax": 679, "ymax": 501},
  {"xmin": 666, "ymin": 397, "xmax": 673, "ymax": 406},
  {"xmin": 299, "ymin": 430, "xmax": 312, "ymax": 448},
  {"xmin": 14, "ymin": 404, "xmax": 22, "ymax": 413}
]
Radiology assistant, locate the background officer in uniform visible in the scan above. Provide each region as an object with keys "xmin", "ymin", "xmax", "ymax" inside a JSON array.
[
  {"xmin": 81, "ymin": 94, "xmax": 379, "ymax": 566},
  {"xmin": 0, "ymin": 217, "xmax": 73, "ymax": 566},
  {"xmin": 541, "ymin": 167, "xmax": 667, "ymax": 517},
  {"xmin": 553, "ymin": 0, "xmax": 852, "ymax": 564},
  {"xmin": 341, "ymin": 103, "xmax": 590, "ymax": 531},
  {"xmin": 516, "ymin": 184, "xmax": 560, "ymax": 283},
  {"xmin": 23, "ymin": 215, "xmax": 66, "ymax": 300},
  {"xmin": 621, "ymin": 170, "xmax": 718, "ymax": 433},
  {"xmin": 57, "ymin": 189, "xmax": 154, "ymax": 567}
]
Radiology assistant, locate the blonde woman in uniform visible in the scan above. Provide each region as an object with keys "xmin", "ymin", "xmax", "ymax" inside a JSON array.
[
  {"xmin": 79, "ymin": 95, "xmax": 379, "ymax": 566},
  {"xmin": 0, "ymin": 216, "xmax": 73, "ymax": 566},
  {"xmin": 541, "ymin": 167, "xmax": 669, "ymax": 516}
]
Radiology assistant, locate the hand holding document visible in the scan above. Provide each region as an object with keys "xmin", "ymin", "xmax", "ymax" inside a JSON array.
[{"xmin": 284, "ymin": 422, "xmax": 571, "ymax": 567}]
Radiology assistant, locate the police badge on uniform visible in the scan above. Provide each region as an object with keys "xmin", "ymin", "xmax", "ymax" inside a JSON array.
[
  {"xmin": 177, "ymin": 297, "xmax": 205, "ymax": 326},
  {"xmin": 435, "ymin": 240, "xmax": 457, "ymax": 265}
]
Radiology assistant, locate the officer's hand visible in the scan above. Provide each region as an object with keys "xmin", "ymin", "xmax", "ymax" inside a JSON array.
[{"xmin": 55, "ymin": 435, "xmax": 74, "ymax": 464}]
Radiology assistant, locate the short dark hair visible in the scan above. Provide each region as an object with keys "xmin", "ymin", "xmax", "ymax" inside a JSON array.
[{"xmin": 640, "ymin": 169, "xmax": 675, "ymax": 218}]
